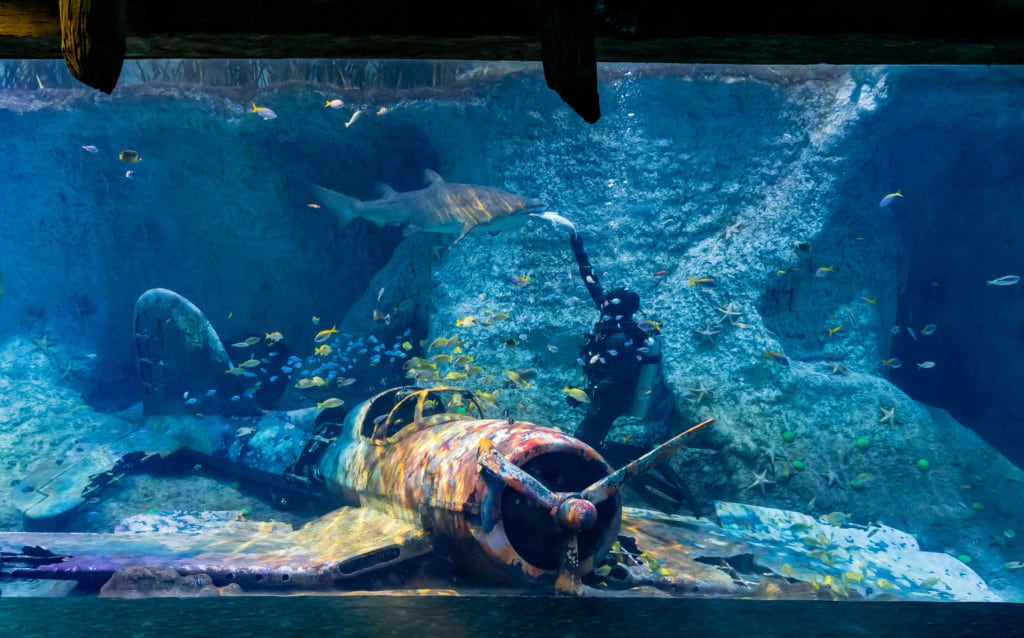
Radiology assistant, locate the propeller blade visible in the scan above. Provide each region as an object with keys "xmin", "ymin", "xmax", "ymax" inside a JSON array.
[
  {"xmin": 477, "ymin": 438, "xmax": 560, "ymax": 511},
  {"xmin": 553, "ymin": 532, "xmax": 583, "ymax": 596},
  {"xmin": 581, "ymin": 418, "xmax": 714, "ymax": 505}
]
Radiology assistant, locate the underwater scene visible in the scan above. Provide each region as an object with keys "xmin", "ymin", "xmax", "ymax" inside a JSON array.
[{"xmin": 0, "ymin": 60, "xmax": 1022, "ymax": 610}]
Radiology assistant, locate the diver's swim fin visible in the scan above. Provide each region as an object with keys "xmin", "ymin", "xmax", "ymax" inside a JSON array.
[
  {"xmin": 600, "ymin": 441, "xmax": 703, "ymax": 517},
  {"xmin": 133, "ymin": 288, "xmax": 260, "ymax": 417}
]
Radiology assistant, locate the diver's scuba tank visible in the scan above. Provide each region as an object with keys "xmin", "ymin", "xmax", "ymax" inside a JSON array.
[{"xmin": 627, "ymin": 334, "xmax": 661, "ymax": 418}]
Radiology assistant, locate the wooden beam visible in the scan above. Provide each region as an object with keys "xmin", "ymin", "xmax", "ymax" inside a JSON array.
[
  {"xmin": 58, "ymin": 0, "xmax": 126, "ymax": 94},
  {"xmin": 539, "ymin": 0, "xmax": 600, "ymax": 123}
]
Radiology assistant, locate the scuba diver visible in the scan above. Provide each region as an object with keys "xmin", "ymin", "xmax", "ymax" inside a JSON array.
[{"xmin": 566, "ymin": 230, "xmax": 702, "ymax": 515}]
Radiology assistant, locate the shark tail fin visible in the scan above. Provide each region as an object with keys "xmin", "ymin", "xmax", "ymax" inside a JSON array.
[
  {"xmin": 310, "ymin": 184, "xmax": 365, "ymax": 227},
  {"xmin": 133, "ymin": 288, "xmax": 261, "ymax": 417}
]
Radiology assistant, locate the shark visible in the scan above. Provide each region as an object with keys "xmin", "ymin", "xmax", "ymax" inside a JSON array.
[{"xmin": 311, "ymin": 169, "xmax": 546, "ymax": 241}]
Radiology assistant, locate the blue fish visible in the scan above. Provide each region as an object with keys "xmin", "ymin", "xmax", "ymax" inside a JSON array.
[{"xmin": 920, "ymin": 323, "xmax": 937, "ymax": 335}]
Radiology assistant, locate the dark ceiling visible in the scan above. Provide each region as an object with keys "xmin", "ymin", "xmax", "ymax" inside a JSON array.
[
  {"xmin": 2, "ymin": 0, "xmax": 1021, "ymax": 63},
  {"xmin": 1, "ymin": 0, "xmax": 1021, "ymax": 122}
]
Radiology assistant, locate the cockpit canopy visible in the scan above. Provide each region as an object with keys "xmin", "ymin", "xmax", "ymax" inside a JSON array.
[{"xmin": 356, "ymin": 386, "xmax": 485, "ymax": 441}]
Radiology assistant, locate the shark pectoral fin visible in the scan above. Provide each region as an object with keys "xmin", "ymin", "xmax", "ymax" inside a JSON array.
[{"xmin": 454, "ymin": 221, "xmax": 476, "ymax": 244}]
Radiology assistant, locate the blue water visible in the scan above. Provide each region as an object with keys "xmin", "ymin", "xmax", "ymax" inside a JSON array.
[{"xmin": 0, "ymin": 61, "xmax": 1022, "ymax": 609}]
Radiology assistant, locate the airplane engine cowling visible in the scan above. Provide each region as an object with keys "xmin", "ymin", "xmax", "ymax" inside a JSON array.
[{"xmin": 419, "ymin": 421, "xmax": 621, "ymax": 584}]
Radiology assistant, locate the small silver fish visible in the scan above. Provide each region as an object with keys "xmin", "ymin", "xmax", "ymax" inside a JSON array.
[
  {"xmin": 986, "ymin": 275, "xmax": 1020, "ymax": 286},
  {"xmin": 917, "ymin": 361, "xmax": 936, "ymax": 369}
]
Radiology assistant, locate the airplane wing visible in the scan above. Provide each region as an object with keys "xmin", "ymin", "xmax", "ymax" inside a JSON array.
[
  {"xmin": 0, "ymin": 507, "xmax": 432, "ymax": 590},
  {"xmin": 619, "ymin": 503, "xmax": 999, "ymax": 602}
]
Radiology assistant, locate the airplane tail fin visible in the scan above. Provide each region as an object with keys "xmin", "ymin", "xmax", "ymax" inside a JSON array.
[
  {"xmin": 133, "ymin": 288, "xmax": 261, "ymax": 417},
  {"xmin": 309, "ymin": 184, "xmax": 364, "ymax": 227}
]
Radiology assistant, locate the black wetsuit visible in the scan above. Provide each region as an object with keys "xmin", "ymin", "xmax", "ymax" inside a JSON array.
[
  {"xmin": 568, "ymin": 233, "xmax": 701, "ymax": 516},
  {"xmin": 569, "ymin": 233, "xmax": 661, "ymax": 449}
]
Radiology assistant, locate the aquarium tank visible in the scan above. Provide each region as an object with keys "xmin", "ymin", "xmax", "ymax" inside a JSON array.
[{"xmin": 0, "ymin": 59, "xmax": 1022, "ymax": 631}]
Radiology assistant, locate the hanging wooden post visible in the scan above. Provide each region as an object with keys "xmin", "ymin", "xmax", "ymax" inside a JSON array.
[
  {"xmin": 59, "ymin": 0, "xmax": 127, "ymax": 94},
  {"xmin": 538, "ymin": 0, "xmax": 601, "ymax": 124}
]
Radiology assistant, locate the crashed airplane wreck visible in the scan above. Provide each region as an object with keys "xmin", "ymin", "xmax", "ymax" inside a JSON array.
[{"xmin": 0, "ymin": 290, "xmax": 999, "ymax": 601}]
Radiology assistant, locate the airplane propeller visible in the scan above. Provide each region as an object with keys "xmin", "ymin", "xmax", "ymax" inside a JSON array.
[{"xmin": 478, "ymin": 418, "xmax": 714, "ymax": 595}]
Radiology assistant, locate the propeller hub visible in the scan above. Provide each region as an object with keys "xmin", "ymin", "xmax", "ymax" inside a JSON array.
[{"xmin": 557, "ymin": 497, "xmax": 598, "ymax": 533}]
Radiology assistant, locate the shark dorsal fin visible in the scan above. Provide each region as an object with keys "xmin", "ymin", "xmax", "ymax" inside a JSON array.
[
  {"xmin": 374, "ymin": 182, "xmax": 399, "ymax": 198},
  {"xmin": 423, "ymin": 169, "xmax": 444, "ymax": 186}
]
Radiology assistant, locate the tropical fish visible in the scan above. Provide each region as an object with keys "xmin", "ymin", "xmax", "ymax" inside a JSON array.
[
  {"xmin": 443, "ymin": 371, "xmax": 468, "ymax": 381},
  {"xmin": 889, "ymin": 324, "xmax": 901, "ymax": 335},
  {"xmin": 906, "ymin": 326, "xmax": 918, "ymax": 341},
  {"xmin": 512, "ymin": 275, "xmax": 530, "ymax": 288},
  {"xmin": 878, "ymin": 190, "xmax": 903, "ymax": 207},
  {"xmin": 337, "ymin": 377, "xmax": 357, "ymax": 387},
  {"xmin": 251, "ymin": 103, "xmax": 277, "ymax": 120},
  {"xmin": 118, "ymin": 149, "xmax": 141, "ymax": 163},
  {"xmin": 325, "ymin": 99, "xmax": 344, "ymax": 109},
  {"xmin": 124, "ymin": 170, "xmax": 135, "ymax": 180},
  {"xmin": 295, "ymin": 376, "xmax": 329, "ymax": 389},
  {"xmin": 81, "ymin": 145, "xmax": 99, "ymax": 153},
  {"xmin": 224, "ymin": 367, "xmax": 247, "ymax": 376},
  {"xmin": 986, "ymin": 275, "xmax": 1020, "ymax": 286},
  {"xmin": 528, "ymin": 211, "xmax": 577, "ymax": 234},
  {"xmin": 314, "ymin": 325, "xmax": 338, "ymax": 343},
  {"xmin": 815, "ymin": 265, "xmax": 835, "ymax": 278},
  {"xmin": 874, "ymin": 578, "xmax": 896, "ymax": 589},
  {"xmin": 503, "ymin": 368, "xmax": 529, "ymax": 387},
  {"xmin": 311, "ymin": 169, "xmax": 546, "ymax": 242},
  {"xmin": 456, "ymin": 315, "xmax": 477, "ymax": 328},
  {"xmin": 920, "ymin": 323, "xmax": 936, "ymax": 335},
  {"xmin": 428, "ymin": 337, "xmax": 451, "ymax": 350},
  {"xmin": 376, "ymin": 107, "xmax": 388, "ymax": 116},
  {"xmin": 861, "ymin": 296, "xmax": 878, "ymax": 305},
  {"xmin": 316, "ymin": 397, "xmax": 344, "ymax": 409},
  {"xmin": 344, "ymin": 110, "xmax": 362, "ymax": 128},
  {"xmin": 762, "ymin": 349, "xmax": 790, "ymax": 366},
  {"xmin": 314, "ymin": 344, "xmax": 332, "ymax": 357},
  {"xmin": 828, "ymin": 325, "xmax": 842, "ymax": 337},
  {"xmin": 881, "ymin": 357, "xmax": 902, "ymax": 369},
  {"xmin": 562, "ymin": 386, "xmax": 591, "ymax": 404},
  {"xmin": 688, "ymin": 277, "xmax": 716, "ymax": 287},
  {"xmin": 231, "ymin": 337, "xmax": 260, "ymax": 348},
  {"xmin": 237, "ymin": 357, "xmax": 260, "ymax": 369},
  {"xmin": 917, "ymin": 361, "xmax": 936, "ymax": 369},
  {"xmin": 653, "ymin": 270, "xmax": 669, "ymax": 277},
  {"xmin": 265, "ymin": 331, "xmax": 284, "ymax": 342},
  {"xmin": 490, "ymin": 312, "xmax": 511, "ymax": 321}
]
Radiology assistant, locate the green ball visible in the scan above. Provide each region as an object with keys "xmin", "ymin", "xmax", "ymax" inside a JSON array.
[
  {"xmin": 849, "ymin": 478, "xmax": 866, "ymax": 490},
  {"xmin": 782, "ymin": 431, "xmax": 796, "ymax": 443},
  {"xmin": 916, "ymin": 459, "xmax": 930, "ymax": 472},
  {"xmin": 957, "ymin": 554, "xmax": 972, "ymax": 564},
  {"xmin": 792, "ymin": 460, "xmax": 806, "ymax": 471},
  {"xmin": 855, "ymin": 437, "xmax": 871, "ymax": 450}
]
